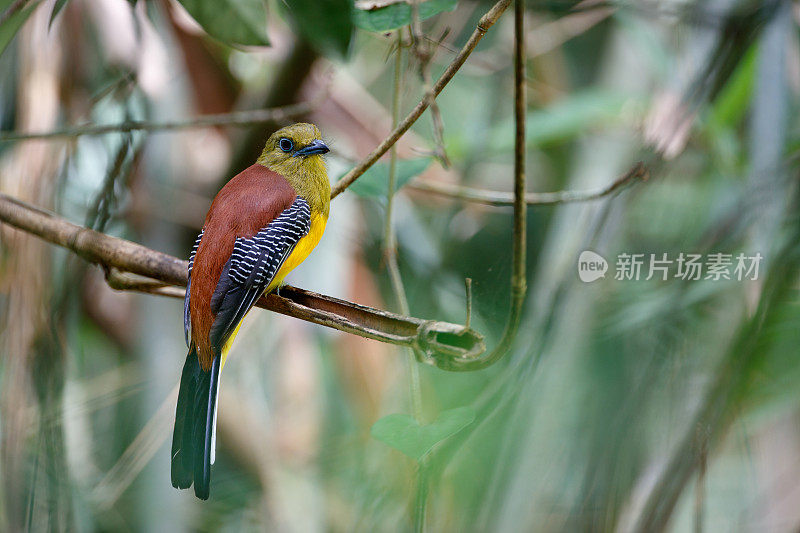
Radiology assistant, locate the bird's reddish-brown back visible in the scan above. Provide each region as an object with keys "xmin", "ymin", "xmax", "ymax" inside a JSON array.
[{"xmin": 190, "ymin": 164, "xmax": 297, "ymax": 369}]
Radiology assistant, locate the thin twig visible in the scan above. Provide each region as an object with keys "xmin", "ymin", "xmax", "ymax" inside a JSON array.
[
  {"xmin": 0, "ymin": 193, "xmax": 485, "ymax": 364},
  {"xmin": 385, "ymin": 31, "xmax": 424, "ymax": 421},
  {"xmin": 85, "ymin": 134, "xmax": 133, "ymax": 231},
  {"xmin": 331, "ymin": 0, "xmax": 512, "ymax": 199},
  {"xmin": 409, "ymin": 161, "xmax": 649, "ymax": 206},
  {"xmin": 464, "ymin": 278, "xmax": 473, "ymax": 329},
  {"xmin": 384, "ymin": 30, "xmax": 427, "ymax": 530},
  {"xmin": 0, "ymin": 101, "xmax": 315, "ymax": 142},
  {"xmin": 409, "ymin": 2, "xmax": 450, "ymax": 167},
  {"xmin": 392, "ymin": 23, "xmax": 431, "ymax": 532}
]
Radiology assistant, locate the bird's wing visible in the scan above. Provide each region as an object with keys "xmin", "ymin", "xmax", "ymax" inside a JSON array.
[
  {"xmin": 184, "ymin": 229, "xmax": 204, "ymax": 347},
  {"xmin": 208, "ymin": 197, "xmax": 311, "ymax": 350}
]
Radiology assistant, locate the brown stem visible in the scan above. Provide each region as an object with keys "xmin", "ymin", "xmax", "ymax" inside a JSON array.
[
  {"xmin": 384, "ymin": 31, "xmax": 424, "ymax": 419},
  {"xmin": 408, "ymin": 2, "xmax": 449, "ymax": 168},
  {"xmin": 436, "ymin": 0, "xmax": 526, "ymax": 372},
  {"xmin": 0, "ymin": 102, "xmax": 316, "ymax": 142},
  {"xmin": 0, "ymin": 193, "xmax": 485, "ymax": 365},
  {"xmin": 409, "ymin": 161, "xmax": 648, "ymax": 206},
  {"xmin": 330, "ymin": 0, "xmax": 512, "ymax": 199}
]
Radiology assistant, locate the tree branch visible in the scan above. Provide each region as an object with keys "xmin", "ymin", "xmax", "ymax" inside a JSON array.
[
  {"xmin": 0, "ymin": 193, "xmax": 485, "ymax": 366},
  {"xmin": 330, "ymin": 0, "xmax": 512, "ymax": 199},
  {"xmin": 0, "ymin": 101, "xmax": 316, "ymax": 142},
  {"xmin": 409, "ymin": 161, "xmax": 649, "ymax": 206}
]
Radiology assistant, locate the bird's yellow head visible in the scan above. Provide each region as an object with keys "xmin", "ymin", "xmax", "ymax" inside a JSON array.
[{"xmin": 257, "ymin": 123, "xmax": 331, "ymax": 217}]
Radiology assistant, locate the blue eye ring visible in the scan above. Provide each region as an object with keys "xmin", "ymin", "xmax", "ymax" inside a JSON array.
[{"xmin": 278, "ymin": 137, "xmax": 294, "ymax": 153}]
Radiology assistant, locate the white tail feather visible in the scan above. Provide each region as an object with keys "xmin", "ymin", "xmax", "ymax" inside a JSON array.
[{"xmin": 210, "ymin": 366, "xmax": 222, "ymax": 464}]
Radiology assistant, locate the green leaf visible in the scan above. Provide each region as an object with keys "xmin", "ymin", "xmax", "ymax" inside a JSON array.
[
  {"xmin": 0, "ymin": 0, "xmax": 41, "ymax": 58},
  {"xmin": 488, "ymin": 90, "xmax": 630, "ymax": 150},
  {"xmin": 48, "ymin": 0, "xmax": 69, "ymax": 28},
  {"xmin": 708, "ymin": 43, "xmax": 757, "ymax": 130},
  {"xmin": 177, "ymin": 0, "xmax": 269, "ymax": 47},
  {"xmin": 354, "ymin": 0, "xmax": 457, "ymax": 33},
  {"xmin": 524, "ymin": 91, "xmax": 629, "ymax": 146},
  {"xmin": 346, "ymin": 158, "xmax": 431, "ymax": 197},
  {"xmin": 281, "ymin": 0, "xmax": 354, "ymax": 58},
  {"xmin": 371, "ymin": 406, "xmax": 475, "ymax": 461}
]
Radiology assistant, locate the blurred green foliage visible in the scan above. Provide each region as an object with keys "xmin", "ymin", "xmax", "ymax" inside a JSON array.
[
  {"xmin": 347, "ymin": 158, "xmax": 431, "ymax": 197},
  {"xmin": 178, "ymin": 0, "xmax": 270, "ymax": 46},
  {"xmin": 353, "ymin": 0, "xmax": 459, "ymax": 32},
  {"xmin": 0, "ymin": 0, "xmax": 798, "ymax": 532},
  {"xmin": 281, "ymin": 0, "xmax": 355, "ymax": 57},
  {"xmin": 0, "ymin": 0, "xmax": 39, "ymax": 56},
  {"xmin": 371, "ymin": 406, "xmax": 475, "ymax": 461}
]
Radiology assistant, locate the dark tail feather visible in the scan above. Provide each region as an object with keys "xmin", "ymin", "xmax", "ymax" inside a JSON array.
[{"xmin": 171, "ymin": 348, "xmax": 221, "ymax": 500}]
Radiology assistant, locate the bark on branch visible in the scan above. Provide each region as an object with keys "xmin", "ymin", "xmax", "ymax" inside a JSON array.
[
  {"xmin": 409, "ymin": 161, "xmax": 648, "ymax": 207},
  {"xmin": 0, "ymin": 193, "xmax": 485, "ymax": 367},
  {"xmin": 0, "ymin": 102, "xmax": 316, "ymax": 142}
]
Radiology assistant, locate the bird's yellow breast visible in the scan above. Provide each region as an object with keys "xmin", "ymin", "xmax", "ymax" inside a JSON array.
[
  {"xmin": 267, "ymin": 210, "xmax": 327, "ymax": 291},
  {"xmin": 220, "ymin": 211, "xmax": 327, "ymax": 368}
]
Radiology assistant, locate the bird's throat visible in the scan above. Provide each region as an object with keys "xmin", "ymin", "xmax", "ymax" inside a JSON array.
[{"xmin": 261, "ymin": 158, "xmax": 330, "ymax": 218}]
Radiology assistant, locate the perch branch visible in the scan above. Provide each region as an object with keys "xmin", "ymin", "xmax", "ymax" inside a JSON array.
[
  {"xmin": 0, "ymin": 101, "xmax": 315, "ymax": 142},
  {"xmin": 409, "ymin": 161, "xmax": 649, "ymax": 206},
  {"xmin": 330, "ymin": 0, "xmax": 512, "ymax": 199},
  {"xmin": 0, "ymin": 193, "xmax": 485, "ymax": 365}
]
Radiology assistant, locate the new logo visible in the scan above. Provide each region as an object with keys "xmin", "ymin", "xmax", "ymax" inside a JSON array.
[{"xmin": 578, "ymin": 250, "xmax": 608, "ymax": 282}]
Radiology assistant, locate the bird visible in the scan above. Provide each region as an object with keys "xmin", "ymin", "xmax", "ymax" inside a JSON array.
[{"xmin": 171, "ymin": 123, "xmax": 330, "ymax": 500}]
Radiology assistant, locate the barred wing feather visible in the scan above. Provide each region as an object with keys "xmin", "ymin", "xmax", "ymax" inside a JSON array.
[
  {"xmin": 208, "ymin": 198, "xmax": 311, "ymax": 350},
  {"xmin": 184, "ymin": 230, "xmax": 204, "ymax": 347}
]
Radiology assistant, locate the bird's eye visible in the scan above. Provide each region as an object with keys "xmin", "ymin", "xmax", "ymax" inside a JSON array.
[{"xmin": 278, "ymin": 138, "xmax": 294, "ymax": 153}]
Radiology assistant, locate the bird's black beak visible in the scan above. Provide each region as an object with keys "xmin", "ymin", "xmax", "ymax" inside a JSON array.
[{"xmin": 293, "ymin": 139, "xmax": 330, "ymax": 157}]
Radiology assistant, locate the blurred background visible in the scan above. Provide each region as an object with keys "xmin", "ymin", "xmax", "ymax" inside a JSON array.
[{"xmin": 0, "ymin": 0, "xmax": 799, "ymax": 531}]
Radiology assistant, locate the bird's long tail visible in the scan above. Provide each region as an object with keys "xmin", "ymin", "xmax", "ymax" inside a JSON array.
[{"xmin": 171, "ymin": 347, "xmax": 221, "ymax": 500}]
